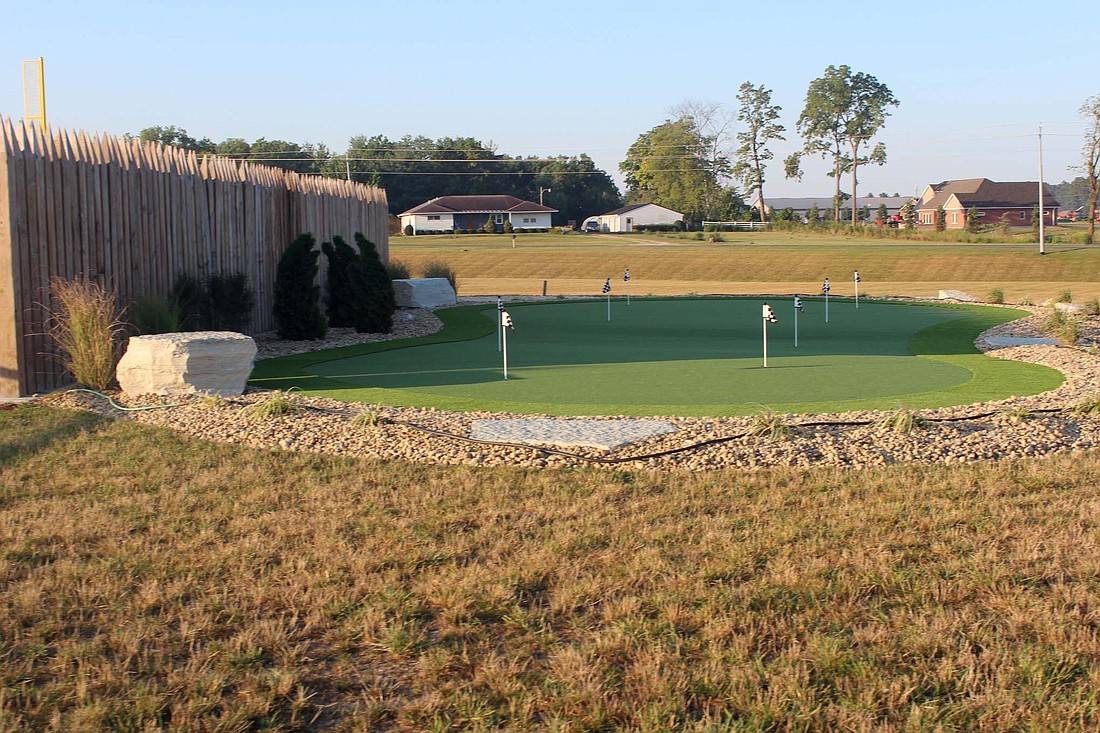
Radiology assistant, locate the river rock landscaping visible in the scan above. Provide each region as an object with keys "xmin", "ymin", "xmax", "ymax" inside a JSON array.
[{"xmin": 44, "ymin": 301, "xmax": 1100, "ymax": 472}]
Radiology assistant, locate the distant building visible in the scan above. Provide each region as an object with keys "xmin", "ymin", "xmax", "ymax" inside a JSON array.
[
  {"xmin": 751, "ymin": 196, "xmax": 914, "ymax": 222},
  {"xmin": 581, "ymin": 203, "xmax": 683, "ymax": 233},
  {"xmin": 399, "ymin": 195, "xmax": 556, "ymax": 234},
  {"xmin": 915, "ymin": 179, "xmax": 1058, "ymax": 228}
]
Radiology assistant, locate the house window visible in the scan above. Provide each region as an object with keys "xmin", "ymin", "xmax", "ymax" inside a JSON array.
[
  {"xmin": 951, "ymin": 212, "xmax": 957, "ymax": 224},
  {"xmin": 427, "ymin": 215, "xmax": 441, "ymax": 221},
  {"xmin": 1019, "ymin": 211, "xmax": 1026, "ymax": 220},
  {"xmin": 494, "ymin": 214, "xmax": 504, "ymax": 224}
]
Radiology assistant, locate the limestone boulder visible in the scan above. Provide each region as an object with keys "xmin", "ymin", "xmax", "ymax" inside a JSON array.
[
  {"xmin": 1055, "ymin": 302, "xmax": 1087, "ymax": 316},
  {"xmin": 938, "ymin": 289, "xmax": 978, "ymax": 302},
  {"xmin": 392, "ymin": 278, "xmax": 456, "ymax": 308},
  {"xmin": 116, "ymin": 331, "xmax": 257, "ymax": 397}
]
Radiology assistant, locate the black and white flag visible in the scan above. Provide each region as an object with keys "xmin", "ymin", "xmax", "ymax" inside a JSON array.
[
  {"xmin": 624, "ymin": 268, "xmax": 630, "ymax": 282},
  {"xmin": 794, "ymin": 295, "xmax": 804, "ymax": 312},
  {"xmin": 501, "ymin": 310, "xmax": 514, "ymax": 330},
  {"xmin": 854, "ymin": 271, "xmax": 861, "ymax": 284},
  {"xmin": 602, "ymin": 278, "xmax": 611, "ymax": 294},
  {"xmin": 822, "ymin": 278, "xmax": 831, "ymax": 295},
  {"xmin": 496, "ymin": 296, "xmax": 504, "ymax": 312},
  {"xmin": 762, "ymin": 303, "xmax": 778, "ymax": 323}
]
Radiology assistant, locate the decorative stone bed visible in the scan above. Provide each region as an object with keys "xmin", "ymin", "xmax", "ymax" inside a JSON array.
[{"xmin": 43, "ymin": 300, "xmax": 1100, "ymax": 472}]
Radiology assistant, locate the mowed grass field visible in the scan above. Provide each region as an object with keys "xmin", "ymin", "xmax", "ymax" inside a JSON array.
[
  {"xmin": 4, "ymin": 406, "xmax": 1100, "ymax": 731},
  {"xmin": 252, "ymin": 300, "xmax": 1062, "ymax": 416},
  {"xmin": 390, "ymin": 231, "xmax": 1100, "ymax": 303}
]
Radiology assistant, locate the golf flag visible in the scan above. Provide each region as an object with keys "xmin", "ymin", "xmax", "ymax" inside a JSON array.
[
  {"xmin": 623, "ymin": 269, "xmax": 630, "ymax": 282},
  {"xmin": 496, "ymin": 296, "xmax": 504, "ymax": 352},
  {"xmin": 854, "ymin": 270, "xmax": 861, "ymax": 309},
  {"xmin": 762, "ymin": 303, "xmax": 778, "ymax": 323},
  {"xmin": 502, "ymin": 310, "xmax": 514, "ymax": 329},
  {"xmin": 822, "ymin": 278, "xmax": 830, "ymax": 294},
  {"xmin": 794, "ymin": 295, "xmax": 804, "ymax": 312},
  {"xmin": 822, "ymin": 277, "xmax": 830, "ymax": 323},
  {"xmin": 602, "ymin": 278, "xmax": 611, "ymax": 294},
  {"xmin": 497, "ymin": 296, "xmax": 504, "ymax": 312},
  {"xmin": 854, "ymin": 271, "xmax": 861, "ymax": 283}
]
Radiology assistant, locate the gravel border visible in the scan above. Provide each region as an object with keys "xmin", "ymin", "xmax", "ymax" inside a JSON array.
[{"xmin": 40, "ymin": 299, "xmax": 1100, "ymax": 472}]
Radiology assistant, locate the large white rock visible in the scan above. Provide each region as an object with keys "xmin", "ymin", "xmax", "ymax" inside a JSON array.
[
  {"xmin": 938, "ymin": 289, "xmax": 978, "ymax": 302},
  {"xmin": 392, "ymin": 277, "xmax": 456, "ymax": 308},
  {"xmin": 116, "ymin": 331, "xmax": 257, "ymax": 397},
  {"xmin": 1055, "ymin": 302, "xmax": 1087, "ymax": 316}
]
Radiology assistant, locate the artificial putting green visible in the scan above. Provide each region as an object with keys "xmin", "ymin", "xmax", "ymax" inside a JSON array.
[{"xmin": 249, "ymin": 298, "xmax": 1064, "ymax": 417}]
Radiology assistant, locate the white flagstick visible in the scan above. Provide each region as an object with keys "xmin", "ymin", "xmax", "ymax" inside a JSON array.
[
  {"xmin": 823, "ymin": 278, "xmax": 830, "ymax": 323},
  {"xmin": 624, "ymin": 268, "xmax": 631, "ymax": 305},
  {"xmin": 796, "ymin": 294, "xmax": 805, "ymax": 345},
  {"xmin": 854, "ymin": 270, "xmax": 860, "ymax": 309},
  {"xmin": 762, "ymin": 303, "xmax": 777, "ymax": 367},
  {"xmin": 496, "ymin": 296, "xmax": 503, "ymax": 352},
  {"xmin": 501, "ymin": 310, "xmax": 510, "ymax": 380},
  {"xmin": 763, "ymin": 316, "xmax": 769, "ymax": 368}
]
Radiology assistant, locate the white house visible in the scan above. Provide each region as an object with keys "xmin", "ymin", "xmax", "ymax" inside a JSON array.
[
  {"xmin": 582, "ymin": 203, "xmax": 683, "ymax": 233},
  {"xmin": 399, "ymin": 195, "xmax": 556, "ymax": 234}
]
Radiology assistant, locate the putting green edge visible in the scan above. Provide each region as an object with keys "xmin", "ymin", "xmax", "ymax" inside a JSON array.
[{"xmin": 249, "ymin": 300, "xmax": 1064, "ymax": 417}]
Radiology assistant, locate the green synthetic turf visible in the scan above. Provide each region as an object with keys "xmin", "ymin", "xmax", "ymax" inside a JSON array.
[{"xmin": 250, "ymin": 298, "xmax": 1063, "ymax": 416}]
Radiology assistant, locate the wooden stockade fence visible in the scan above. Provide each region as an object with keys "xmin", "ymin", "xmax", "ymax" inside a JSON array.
[{"xmin": 0, "ymin": 116, "xmax": 389, "ymax": 397}]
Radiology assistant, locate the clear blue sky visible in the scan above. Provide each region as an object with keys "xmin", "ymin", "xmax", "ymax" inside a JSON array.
[{"xmin": 2, "ymin": 0, "xmax": 1093, "ymax": 200}]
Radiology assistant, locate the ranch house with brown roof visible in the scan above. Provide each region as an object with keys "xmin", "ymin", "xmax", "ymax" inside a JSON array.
[
  {"xmin": 399, "ymin": 195, "xmax": 557, "ymax": 234},
  {"xmin": 915, "ymin": 178, "xmax": 1058, "ymax": 229}
]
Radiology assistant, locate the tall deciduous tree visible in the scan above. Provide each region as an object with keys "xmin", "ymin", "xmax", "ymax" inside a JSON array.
[
  {"xmin": 788, "ymin": 65, "xmax": 898, "ymax": 224},
  {"xmin": 621, "ymin": 117, "xmax": 738, "ymax": 223},
  {"xmin": 732, "ymin": 82, "xmax": 784, "ymax": 221},
  {"xmin": 1076, "ymin": 95, "xmax": 1100, "ymax": 244}
]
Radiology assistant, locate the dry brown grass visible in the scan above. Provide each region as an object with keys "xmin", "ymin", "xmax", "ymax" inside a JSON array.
[
  {"xmin": 392, "ymin": 234, "xmax": 1100, "ymax": 303},
  {"xmin": 4, "ymin": 405, "xmax": 1100, "ymax": 730}
]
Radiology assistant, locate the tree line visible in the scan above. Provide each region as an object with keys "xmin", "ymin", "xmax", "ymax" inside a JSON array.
[
  {"xmin": 131, "ymin": 127, "xmax": 621, "ymax": 227},
  {"xmin": 620, "ymin": 65, "xmax": 898, "ymax": 227}
]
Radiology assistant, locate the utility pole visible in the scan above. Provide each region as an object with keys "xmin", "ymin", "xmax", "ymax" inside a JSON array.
[{"xmin": 1038, "ymin": 124, "xmax": 1046, "ymax": 255}]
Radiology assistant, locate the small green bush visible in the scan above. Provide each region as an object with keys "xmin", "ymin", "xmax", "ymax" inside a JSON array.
[
  {"xmin": 403, "ymin": 224, "xmax": 413, "ymax": 236},
  {"xmin": 274, "ymin": 233, "xmax": 326, "ymax": 340},
  {"xmin": 206, "ymin": 272, "xmax": 254, "ymax": 332},
  {"xmin": 125, "ymin": 295, "xmax": 180, "ymax": 335},
  {"xmin": 354, "ymin": 233, "xmax": 396, "ymax": 334},
  {"xmin": 482, "ymin": 218, "xmax": 496, "ymax": 234},
  {"xmin": 1085, "ymin": 298, "xmax": 1100, "ymax": 316},
  {"xmin": 321, "ymin": 235, "xmax": 361, "ymax": 328},
  {"xmin": 986, "ymin": 287, "xmax": 1005, "ymax": 305},
  {"xmin": 172, "ymin": 273, "xmax": 207, "ymax": 331},
  {"xmin": 48, "ymin": 277, "xmax": 125, "ymax": 391},
  {"xmin": 502, "ymin": 219, "xmax": 514, "ymax": 234},
  {"xmin": 421, "ymin": 260, "xmax": 457, "ymax": 292}
]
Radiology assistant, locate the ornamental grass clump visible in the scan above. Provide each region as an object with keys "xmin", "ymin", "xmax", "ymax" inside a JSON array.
[
  {"xmin": 1041, "ymin": 307, "xmax": 1082, "ymax": 345},
  {"xmin": 241, "ymin": 391, "xmax": 302, "ymax": 421},
  {"xmin": 48, "ymin": 277, "xmax": 126, "ymax": 391},
  {"xmin": 746, "ymin": 409, "xmax": 791, "ymax": 441},
  {"xmin": 1070, "ymin": 392, "xmax": 1100, "ymax": 416},
  {"xmin": 994, "ymin": 406, "xmax": 1031, "ymax": 425},
  {"xmin": 420, "ymin": 260, "xmax": 457, "ymax": 292},
  {"xmin": 351, "ymin": 405, "xmax": 388, "ymax": 427},
  {"xmin": 874, "ymin": 407, "xmax": 925, "ymax": 434}
]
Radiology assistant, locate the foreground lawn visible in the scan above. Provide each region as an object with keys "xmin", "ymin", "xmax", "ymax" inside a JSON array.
[{"xmin": 3, "ymin": 405, "xmax": 1100, "ymax": 731}]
